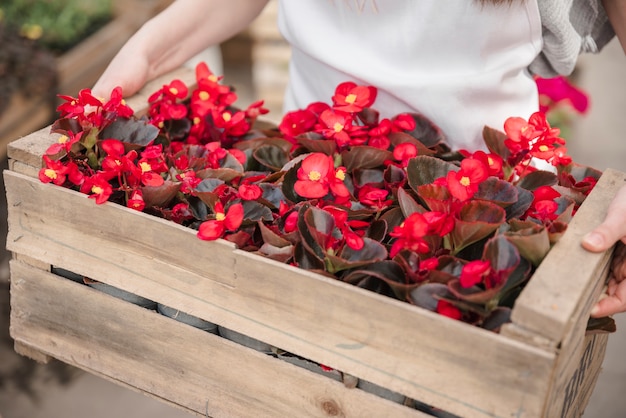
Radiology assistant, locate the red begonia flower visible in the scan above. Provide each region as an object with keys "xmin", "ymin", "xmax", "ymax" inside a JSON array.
[
  {"xmin": 80, "ymin": 174, "xmax": 113, "ymax": 204},
  {"xmin": 197, "ymin": 202, "xmax": 244, "ymax": 241},
  {"xmin": 393, "ymin": 142, "xmax": 418, "ymax": 167},
  {"xmin": 446, "ymin": 158, "xmax": 489, "ymax": 202},
  {"xmin": 460, "ymin": 260, "xmax": 491, "ymax": 288},
  {"xmin": 436, "ymin": 300, "xmax": 462, "ymax": 320},
  {"xmin": 127, "ymin": 189, "xmax": 145, "ymax": 212},
  {"xmin": 39, "ymin": 155, "xmax": 68, "ymax": 186},
  {"xmin": 294, "ymin": 153, "xmax": 334, "ymax": 199},
  {"xmin": 332, "ymin": 82, "xmax": 377, "ymax": 113}
]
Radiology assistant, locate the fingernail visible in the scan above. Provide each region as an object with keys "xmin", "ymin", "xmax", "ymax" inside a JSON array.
[
  {"xmin": 590, "ymin": 304, "xmax": 600, "ymax": 317},
  {"xmin": 584, "ymin": 232, "xmax": 604, "ymax": 249}
]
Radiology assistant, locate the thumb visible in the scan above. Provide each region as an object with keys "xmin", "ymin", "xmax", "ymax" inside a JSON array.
[
  {"xmin": 591, "ymin": 289, "xmax": 626, "ymax": 318},
  {"xmin": 582, "ymin": 185, "xmax": 626, "ymax": 252}
]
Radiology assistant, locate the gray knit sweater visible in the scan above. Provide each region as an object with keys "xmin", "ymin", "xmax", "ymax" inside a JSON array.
[{"xmin": 531, "ymin": 0, "xmax": 616, "ymax": 77}]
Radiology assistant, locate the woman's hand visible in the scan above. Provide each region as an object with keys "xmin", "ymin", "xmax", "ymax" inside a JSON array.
[
  {"xmin": 582, "ymin": 185, "xmax": 626, "ymax": 317},
  {"xmin": 92, "ymin": 0, "xmax": 269, "ymax": 98}
]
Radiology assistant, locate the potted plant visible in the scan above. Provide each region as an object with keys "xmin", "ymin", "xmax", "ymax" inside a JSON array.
[{"xmin": 38, "ymin": 61, "xmax": 608, "ymax": 333}]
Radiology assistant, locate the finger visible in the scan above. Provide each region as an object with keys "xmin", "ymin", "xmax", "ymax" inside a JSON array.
[
  {"xmin": 582, "ymin": 185, "xmax": 626, "ymax": 252},
  {"xmin": 590, "ymin": 282, "xmax": 626, "ymax": 317},
  {"xmin": 610, "ymin": 243, "xmax": 626, "ymax": 281}
]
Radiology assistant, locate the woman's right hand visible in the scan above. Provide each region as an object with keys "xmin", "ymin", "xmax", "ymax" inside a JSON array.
[
  {"xmin": 91, "ymin": 45, "xmax": 151, "ymax": 99},
  {"xmin": 91, "ymin": 0, "xmax": 270, "ymax": 99}
]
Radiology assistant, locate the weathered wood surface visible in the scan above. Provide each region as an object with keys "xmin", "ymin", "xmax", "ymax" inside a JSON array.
[
  {"xmin": 10, "ymin": 260, "xmax": 428, "ymax": 418},
  {"xmin": 4, "ymin": 66, "xmax": 622, "ymax": 417},
  {"xmin": 9, "ymin": 164, "xmax": 609, "ymax": 418}
]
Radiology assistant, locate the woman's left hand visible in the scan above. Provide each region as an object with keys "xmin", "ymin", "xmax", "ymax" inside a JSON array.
[{"xmin": 582, "ymin": 184, "xmax": 626, "ymax": 317}]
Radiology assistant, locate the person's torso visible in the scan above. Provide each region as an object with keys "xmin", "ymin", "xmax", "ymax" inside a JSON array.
[{"xmin": 278, "ymin": 0, "xmax": 543, "ymax": 151}]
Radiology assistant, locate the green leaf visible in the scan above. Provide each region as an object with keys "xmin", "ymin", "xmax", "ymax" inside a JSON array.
[
  {"xmin": 341, "ymin": 146, "xmax": 393, "ymax": 171},
  {"xmin": 388, "ymin": 131, "xmax": 436, "ymax": 156},
  {"xmin": 233, "ymin": 136, "xmax": 294, "ymax": 154},
  {"xmin": 258, "ymin": 221, "xmax": 292, "ymax": 248},
  {"xmin": 282, "ymin": 163, "xmax": 302, "ymax": 203},
  {"xmin": 450, "ymin": 201, "xmax": 506, "ymax": 254},
  {"xmin": 416, "ymin": 183, "xmax": 450, "ymax": 212},
  {"xmin": 196, "ymin": 167, "xmax": 243, "ymax": 182},
  {"xmin": 353, "ymin": 169, "xmax": 384, "ymax": 187},
  {"xmin": 407, "ymin": 156, "xmax": 457, "ymax": 191},
  {"xmin": 342, "ymin": 261, "xmax": 415, "ymax": 300},
  {"xmin": 482, "ymin": 125, "xmax": 510, "ymax": 161},
  {"xmin": 504, "ymin": 220, "xmax": 550, "ymax": 266},
  {"xmin": 481, "ymin": 307, "xmax": 512, "ymax": 332},
  {"xmin": 141, "ymin": 181, "xmax": 180, "ymax": 208},
  {"xmin": 397, "ymin": 187, "xmax": 424, "ymax": 218},
  {"xmin": 505, "ymin": 186, "xmax": 534, "ymax": 220},
  {"xmin": 99, "ymin": 117, "xmax": 159, "ymax": 148},
  {"xmin": 403, "ymin": 113, "xmax": 447, "ymax": 148},
  {"xmin": 326, "ymin": 238, "xmax": 388, "ymax": 272},
  {"xmin": 516, "ymin": 170, "xmax": 558, "ymax": 191},
  {"xmin": 474, "ymin": 177, "xmax": 519, "ymax": 207},
  {"xmin": 484, "ymin": 235, "xmax": 520, "ymax": 275},
  {"xmin": 297, "ymin": 134, "xmax": 337, "ymax": 155},
  {"xmin": 253, "ymin": 144, "xmax": 289, "ymax": 171},
  {"xmin": 409, "ymin": 283, "xmax": 453, "ymax": 311},
  {"xmin": 448, "ymin": 280, "xmax": 502, "ymax": 304},
  {"xmin": 242, "ymin": 201, "xmax": 273, "ymax": 222},
  {"xmin": 298, "ymin": 205, "xmax": 334, "ymax": 259}
]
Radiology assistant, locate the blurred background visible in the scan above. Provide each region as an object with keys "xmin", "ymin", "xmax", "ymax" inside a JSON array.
[{"xmin": 0, "ymin": 0, "xmax": 625, "ymax": 417}]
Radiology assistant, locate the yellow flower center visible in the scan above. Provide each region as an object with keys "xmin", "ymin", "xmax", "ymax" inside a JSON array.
[
  {"xmin": 460, "ymin": 176, "xmax": 471, "ymax": 187},
  {"xmin": 333, "ymin": 122, "xmax": 343, "ymax": 133},
  {"xmin": 345, "ymin": 93, "xmax": 357, "ymax": 104},
  {"xmin": 209, "ymin": 75, "xmax": 218, "ymax": 83},
  {"xmin": 199, "ymin": 91, "xmax": 210, "ymax": 101},
  {"xmin": 121, "ymin": 99, "xmax": 127, "ymax": 105},
  {"xmin": 92, "ymin": 185, "xmax": 103, "ymax": 195},
  {"xmin": 158, "ymin": 121, "xmax": 164, "ymax": 129},
  {"xmin": 487, "ymin": 156, "xmax": 494, "ymax": 166},
  {"xmin": 538, "ymin": 145, "xmax": 549, "ymax": 152},
  {"xmin": 44, "ymin": 169, "xmax": 57, "ymax": 180},
  {"xmin": 309, "ymin": 170, "xmax": 322, "ymax": 181},
  {"xmin": 139, "ymin": 161, "xmax": 152, "ymax": 173},
  {"xmin": 223, "ymin": 112, "xmax": 232, "ymax": 122},
  {"xmin": 215, "ymin": 212, "xmax": 226, "ymax": 221},
  {"xmin": 58, "ymin": 135, "xmax": 68, "ymax": 144},
  {"xmin": 335, "ymin": 170, "xmax": 345, "ymax": 181},
  {"xmin": 193, "ymin": 117, "xmax": 201, "ymax": 125},
  {"xmin": 169, "ymin": 87, "xmax": 179, "ymax": 95}
]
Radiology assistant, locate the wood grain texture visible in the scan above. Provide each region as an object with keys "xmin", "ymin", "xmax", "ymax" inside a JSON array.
[
  {"xmin": 10, "ymin": 260, "xmax": 428, "ymax": 418},
  {"xmin": 5, "ymin": 65, "xmax": 621, "ymax": 418},
  {"xmin": 5, "ymin": 169, "xmax": 558, "ymax": 418}
]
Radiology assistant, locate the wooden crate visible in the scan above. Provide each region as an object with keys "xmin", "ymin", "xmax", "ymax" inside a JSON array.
[
  {"xmin": 0, "ymin": 0, "xmax": 172, "ymax": 156},
  {"xmin": 4, "ymin": 68, "xmax": 622, "ymax": 418}
]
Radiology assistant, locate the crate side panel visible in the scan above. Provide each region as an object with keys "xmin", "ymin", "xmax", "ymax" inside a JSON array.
[
  {"xmin": 5, "ymin": 170, "xmax": 557, "ymax": 417},
  {"xmin": 233, "ymin": 250, "xmax": 558, "ymax": 416},
  {"xmin": 10, "ymin": 260, "xmax": 428, "ymax": 418},
  {"xmin": 545, "ymin": 331, "xmax": 609, "ymax": 418},
  {"xmin": 511, "ymin": 168, "xmax": 625, "ymax": 341},
  {"xmin": 5, "ymin": 170, "xmax": 238, "ymax": 288}
]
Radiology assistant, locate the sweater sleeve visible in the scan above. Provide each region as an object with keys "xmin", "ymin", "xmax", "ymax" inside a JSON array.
[{"xmin": 529, "ymin": 0, "xmax": 615, "ymax": 77}]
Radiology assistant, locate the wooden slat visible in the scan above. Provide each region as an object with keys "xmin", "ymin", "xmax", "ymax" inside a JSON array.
[
  {"xmin": 10, "ymin": 260, "xmax": 427, "ymax": 418},
  {"xmin": 4, "ymin": 169, "xmax": 556, "ymax": 418},
  {"xmin": 509, "ymin": 168, "xmax": 624, "ymax": 341}
]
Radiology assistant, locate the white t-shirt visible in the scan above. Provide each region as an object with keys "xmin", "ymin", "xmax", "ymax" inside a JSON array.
[{"xmin": 277, "ymin": 0, "xmax": 543, "ymax": 151}]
